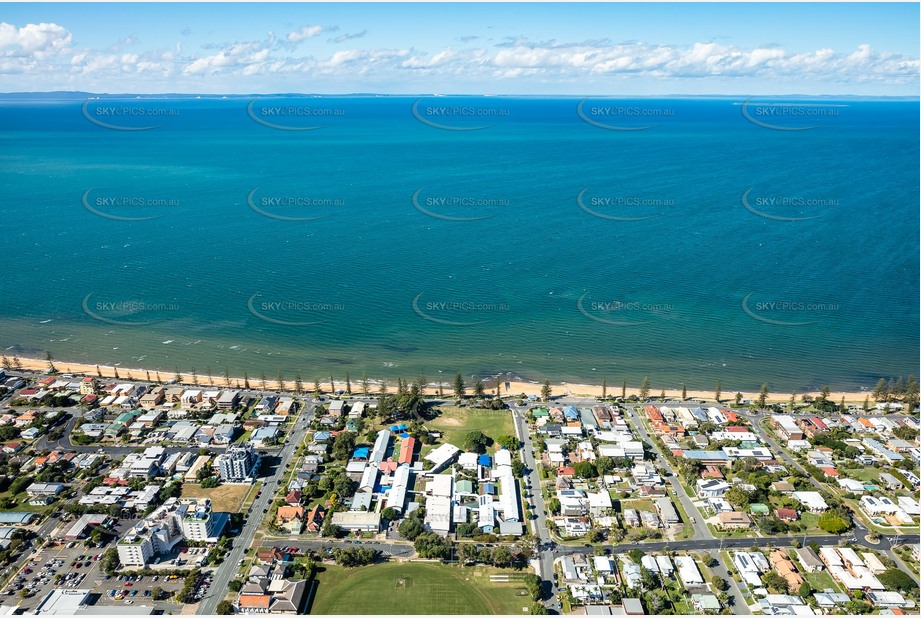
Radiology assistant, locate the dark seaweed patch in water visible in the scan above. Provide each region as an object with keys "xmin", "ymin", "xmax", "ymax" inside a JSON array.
[
  {"xmin": 325, "ymin": 358, "xmax": 353, "ymax": 365},
  {"xmin": 381, "ymin": 344, "xmax": 419, "ymax": 354}
]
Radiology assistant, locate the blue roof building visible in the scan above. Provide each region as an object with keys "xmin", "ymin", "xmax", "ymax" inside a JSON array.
[
  {"xmin": 352, "ymin": 447, "xmax": 370, "ymax": 460},
  {"xmin": 478, "ymin": 454, "xmax": 492, "ymax": 467}
]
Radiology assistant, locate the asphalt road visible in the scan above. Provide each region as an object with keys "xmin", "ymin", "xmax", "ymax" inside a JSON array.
[
  {"xmin": 196, "ymin": 401, "xmax": 315, "ymax": 615},
  {"xmin": 513, "ymin": 407, "xmax": 561, "ymax": 612}
]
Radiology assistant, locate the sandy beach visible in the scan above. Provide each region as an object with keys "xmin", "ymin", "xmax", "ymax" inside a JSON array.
[{"xmin": 7, "ymin": 355, "xmax": 875, "ymax": 405}]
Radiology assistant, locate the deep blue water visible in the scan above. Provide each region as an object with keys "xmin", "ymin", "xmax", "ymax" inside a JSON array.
[{"xmin": 0, "ymin": 95, "xmax": 917, "ymax": 391}]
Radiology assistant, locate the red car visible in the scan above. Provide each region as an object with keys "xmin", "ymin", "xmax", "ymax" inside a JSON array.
[{"xmin": 124, "ymin": 583, "xmax": 132, "ymax": 587}]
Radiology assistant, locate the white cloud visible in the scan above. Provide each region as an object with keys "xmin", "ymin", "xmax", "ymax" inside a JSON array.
[
  {"xmin": 0, "ymin": 22, "xmax": 71, "ymax": 59},
  {"xmin": 287, "ymin": 26, "xmax": 328, "ymax": 43}
]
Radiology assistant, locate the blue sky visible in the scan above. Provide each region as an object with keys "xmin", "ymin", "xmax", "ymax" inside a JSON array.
[{"xmin": 1, "ymin": 3, "xmax": 918, "ymax": 95}]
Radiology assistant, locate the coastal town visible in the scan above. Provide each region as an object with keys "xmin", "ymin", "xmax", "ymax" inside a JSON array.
[{"xmin": 0, "ymin": 359, "xmax": 917, "ymax": 616}]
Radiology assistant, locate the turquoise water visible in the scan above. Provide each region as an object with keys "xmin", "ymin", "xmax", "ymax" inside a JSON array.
[{"xmin": 0, "ymin": 96, "xmax": 917, "ymax": 391}]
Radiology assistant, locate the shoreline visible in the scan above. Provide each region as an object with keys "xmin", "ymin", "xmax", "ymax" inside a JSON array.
[{"xmin": 5, "ymin": 355, "xmax": 878, "ymax": 405}]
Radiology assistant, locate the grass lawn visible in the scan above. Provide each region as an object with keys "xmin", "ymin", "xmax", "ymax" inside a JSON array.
[
  {"xmin": 621, "ymin": 498, "xmax": 655, "ymax": 513},
  {"xmin": 841, "ymin": 467, "xmax": 881, "ymax": 483},
  {"xmin": 309, "ymin": 562, "xmax": 531, "ymax": 614},
  {"xmin": 0, "ymin": 490, "xmax": 56, "ymax": 514},
  {"xmin": 802, "ymin": 570, "xmax": 841, "ymax": 593},
  {"xmin": 426, "ymin": 406, "xmax": 515, "ymax": 451},
  {"xmin": 182, "ymin": 483, "xmax": 253, "ymax": 512}
]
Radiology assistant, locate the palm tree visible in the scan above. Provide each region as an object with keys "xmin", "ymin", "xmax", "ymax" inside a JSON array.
[
  {"xmin": 314, "ymin": 379, "xmax": 322, "ymax": 397},
  {"xmin": 329, "ymin": 374, "xmax": 335, "ymax": 393},
  {"xmin": 260, "ymin": 372, "xmax": 267, "ymax": 392},
  {"xmin": 243, "ymin": 371, "xmax": 251, "ymax": 390},
  {"xmin": 622, "ymin": 378, "xmax": 627, "ymax": 399},
  {"xmin": 46, "ymin": 351, "xmax": 56, "ymax": 373},
  {"xmin": 715, "ymin": 379, "xmax": 722, "ymax": 403},
  {"xmin": 223, "ymin": 367, "xmax": 231, "ymax": 386},
  {"xmin": 361, "ymin": 371, "xmax": 370, "ymax": 396},
  {"xmin": 345, "ymin": 372, "xmax": 351, "ymax": 395},
  {"xmin": 206, "ymin": 367, "xmax": 214, "ymax": 386},
  {"xmin": 190, "ymin": 368, "xmax": 199, "ymax": 386},
  {"xmin": 601, "ymin": 377, "xmax": 607, "ymax": 400},
  {"xmin": 277, "ymin": 372, "xmax": 286, "ymax": 392},
  {"xmin": 681, "ymin": 384, "xmax": 687, "ymax": 400}
]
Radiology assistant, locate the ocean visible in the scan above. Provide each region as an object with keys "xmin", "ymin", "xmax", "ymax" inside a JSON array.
[{"xmin": 0, "ymin": 95, "xmax": 917, "ymax": 392}]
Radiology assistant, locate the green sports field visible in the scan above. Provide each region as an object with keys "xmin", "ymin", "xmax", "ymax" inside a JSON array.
[
  {"xmin": 308, "ymin": 562, "xmax": 531, "ymax": 614},
  {"xmin": 424, "ymin": 406, "xmax": 515, "ymax": 452}
]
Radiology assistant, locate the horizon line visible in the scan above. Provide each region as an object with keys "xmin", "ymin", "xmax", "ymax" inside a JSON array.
[{"xmin": 2, "ymin": 91, "xmax": 919, "ymax": 100}]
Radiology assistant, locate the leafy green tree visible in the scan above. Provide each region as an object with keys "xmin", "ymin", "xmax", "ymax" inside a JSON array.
[
  {"xmin": 463, "ymin": 430, "xmax": 492, "ymax": 454},
  {"xmin": 529, "ymin": 603, "xmax": 548, "ymax": 614},
  {"xmin": 595, "ymin": 456, "xmax": 614, "ymax": 475},
  {"xmin": 216, "ymin": 600, "xmax": 234, "ymax": 614},
  {"xmin": 332, "ymin": 431, "xmax": 356, "ymax": 461},
  {"xmin": 627, "ymin": 548, "xmax": 645, "ymax": 563},
  {"xmin": 496, "ymin": 435, "xmax": 520, "ymax": 450},
  {"xmin": 399, "ymin": 515, "xmax": 425, "ymax": 540},
  {"xmin": 413, "ymin": 532, "xmax": 453, "ymax": 559},
  {"xmin": 878, "ymin": 569, "xmax": 919, "ymax": 593},
  {"xmin": 817, "ymin": 511, "xmax": 851, "ymax": 534},
  {"xmin": 574, "ymin": 461, "xmax": 598, "ymax": 479}
]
